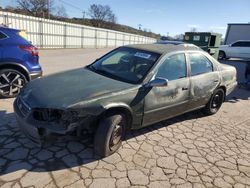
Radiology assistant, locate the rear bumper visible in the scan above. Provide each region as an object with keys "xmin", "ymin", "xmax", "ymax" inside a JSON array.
[
  {"xmin": 226, "ymin": 81, "xmax": 238, "ymax": 96},
  {"xmin": 29, "ymin": 70, "xmax": 42, "ymax": 80}
]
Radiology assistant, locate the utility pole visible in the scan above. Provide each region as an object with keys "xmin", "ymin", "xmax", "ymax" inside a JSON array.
[
  {"xmin": 48, "ymin": 0, "xmax": 50, "ymax": 19},
  {"xmin": 82, "ymin": 11, "xmax": 86, "ymax": 24}
]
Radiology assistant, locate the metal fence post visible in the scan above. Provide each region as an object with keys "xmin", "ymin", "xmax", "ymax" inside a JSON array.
[
  {"xmin": 39, "ymin": 20, "xmax": 43, "ymax": 48},
  {"xmin": 81, "ymin": 27, "xmax": 84, "ymax": 48},
  {"xmin": 106, "ymin": 31, "xmax": 109, "ymax": 48},
  {"xmin": 95, "ymin": 29, "xmax": 98, "ymax": 48},
  {"xmin": 115, "ymin": 32, "xmax": 117, "ymax": 47},
  {"xmin": 3, "ymin": 14, "xmax": 8, "ymax": 26},
  {"xmin": 63, "ymin": 24, "xmax": 67, "ymax": 48},
  {"xmin": 123, "ymin": 34, "xmax": 125, "ymax": 46}
]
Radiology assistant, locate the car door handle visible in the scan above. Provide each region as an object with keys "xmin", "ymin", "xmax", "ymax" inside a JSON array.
[
  {"xmin": 182, "ymin": 87, "xmax": 188, "ymax": 91},
  {"xmin": 214, "ymin": 80, "xmax": 219, "ymax": 83}
]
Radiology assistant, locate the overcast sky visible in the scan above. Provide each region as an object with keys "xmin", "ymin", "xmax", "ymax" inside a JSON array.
[{"xmin": 1, "ymin": 0, "xmax": 250, "ymax": 37}]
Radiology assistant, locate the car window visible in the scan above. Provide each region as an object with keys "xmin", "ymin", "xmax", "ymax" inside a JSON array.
[
  {"xmin": 189, "ymin": 53, "xmax": 213, "ymax": 76},
  {"xmin": 246, "ymin": 42, "xmax": 250, "ymax": 47},
  {"xmin": 102, "ymin": 51, "xmax": 128, "ymax": 65},
  {"xmin": 91, "ymin": 47, "xmax": 161, "ymax": 84},
  {"xmin": 0, "ymin": 31, "xmax": 7, "ymax": 39},
  {"xmin": 193, "ymin": 35, "xmax": 200, "ymax": 41},
  {"xmin": 232, "ymin": 42, "xmax": 242, "ymax": 47},
  {"xmin": 155, "ymin": 53, "xmax": 187, "ymax": 81},
  {"xmin": 231, "ymin": 41, "xmax": 250, "ymax": 47},
  {"xmin": 241, "ymin": 42, "xmax": 250, "ymax": 47}
]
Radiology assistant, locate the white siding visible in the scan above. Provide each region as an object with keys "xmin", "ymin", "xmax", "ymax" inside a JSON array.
[{"xmin": 0, "ymin": 11, "xmax": 156, "ymax": 48}]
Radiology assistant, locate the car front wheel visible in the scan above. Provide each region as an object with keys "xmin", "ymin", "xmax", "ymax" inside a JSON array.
[
  {"xmin": 203, "ymin": 88, "xmax": 225, "ymax": 115},
  {"xmin": 0, "ymin": 69, "xmax": 27, "ymax": 98},
  {"xmin": 94, "ymin": 113, "xmax": 126, "ymax": 157}
]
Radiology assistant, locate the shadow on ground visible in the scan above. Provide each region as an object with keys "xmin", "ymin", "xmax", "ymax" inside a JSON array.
[
  {"xmin": 226, "ymin": 86, "xmax": 250, "ymax": 103},
  {"xmin": 0, "ymin": 106, "xmax": 206, "ymax": 177},
  {"xmin": 0, "ymin": 88, "xmax": 249, "ymax": 177}
]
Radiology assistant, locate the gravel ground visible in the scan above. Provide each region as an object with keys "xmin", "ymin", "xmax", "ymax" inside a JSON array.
[{"xmin": 0, "ymin": 49, "xmax": 250, "ymax": 188}]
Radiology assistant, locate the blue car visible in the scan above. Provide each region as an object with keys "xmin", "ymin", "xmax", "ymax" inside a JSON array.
[{"xmin": 0, "ymin": 26, "xmax": 42, "ymax": 98}]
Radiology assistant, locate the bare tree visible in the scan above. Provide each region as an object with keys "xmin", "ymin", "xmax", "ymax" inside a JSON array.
[
  {"xmin": 55, "ymin": 5, "xmax": 67, "ymax": 18},
  {"xmin": 88, "ymin": 4, "xmax": 117, "ymax": 27},
  {"xmin": 16, "ymin": 0, "xmax": 54, "ymax": 17}
]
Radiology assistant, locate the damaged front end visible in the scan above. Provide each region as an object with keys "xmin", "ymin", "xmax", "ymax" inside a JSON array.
[{"xmin": 14, "ymin": 96, "xmax": 98, "ymax": 145}]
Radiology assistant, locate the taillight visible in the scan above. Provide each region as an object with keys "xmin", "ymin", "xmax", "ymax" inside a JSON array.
[{"xmin": 19, "ymin": 45, "xmax": 39, "ymax": 56}]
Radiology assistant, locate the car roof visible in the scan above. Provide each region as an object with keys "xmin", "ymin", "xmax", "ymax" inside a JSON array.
[
  {"xmin": 155, "ymin": 40, "xmax": 184, "ymax": 45},
  {"xmin": 234, "ymin": 40, "xmax": 250, "ymax": 42},
  {"xmin": 125, "ymin": 43, "xmax": 202, "ymax": 55}
]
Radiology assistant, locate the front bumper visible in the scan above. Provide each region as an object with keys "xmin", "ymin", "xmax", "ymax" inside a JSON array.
[
  {"xmin": 14, "ymin": 98, "xmax": 91, "ymax": 145},
  {"xmin": 29, "ymin": 70, "xmax": 43, "ymax": 80},
  {"xmin": 14, "ymin": 99, "xmax": 42, "ymax": 145}
]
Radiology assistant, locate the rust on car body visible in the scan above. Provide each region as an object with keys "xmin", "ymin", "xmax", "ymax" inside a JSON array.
[{"xmin": 14, "ymin": 44, "xmax": 237, "ymax": 145}]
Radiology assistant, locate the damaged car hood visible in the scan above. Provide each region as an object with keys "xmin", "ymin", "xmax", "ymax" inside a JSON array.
[{"xmin": 20, "ymin": 68, "xmax": 135, "ymax": 108}]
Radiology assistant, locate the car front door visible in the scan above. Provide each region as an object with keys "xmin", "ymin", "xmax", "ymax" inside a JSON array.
[
  {"xmin": 187, "ymin": 52, "xmax": 220, "ymax": 109},
  {"xmin": 142, "ymin": 53, "xmax": 191, "ymax": 126}
]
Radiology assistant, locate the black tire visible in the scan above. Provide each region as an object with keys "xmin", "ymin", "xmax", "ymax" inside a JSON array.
[
  {"xmin": 218, "ymin": 51, "xmax": 226, "ymax": 60},
  {"xmin": 94, "ymin": 113, "xmax": 126, "ymax": 157},
  {"xmin": 0, "ymin": 69, "xmax": 27, "ymax": 98},
  {"xmin": 203, "ymin": 88, "xmax": 225, "ymax": 115}
]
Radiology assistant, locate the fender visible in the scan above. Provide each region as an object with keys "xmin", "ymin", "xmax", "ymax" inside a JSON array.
[
  {"xmin": 0, "ymin": 61, "xmax": 30, "ymax": 80},
  {"xmin": 103, "ymin": 102, "xmax": 133, "ymax": 115},
  {"xmin": 102, "ymin": 102, "xmax": 134, "ymax": 128}
]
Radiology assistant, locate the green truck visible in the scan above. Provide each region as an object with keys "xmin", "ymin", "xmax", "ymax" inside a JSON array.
[{"xmin": 184, "ymin": 32, "xmax": 222, "ymax": 59}]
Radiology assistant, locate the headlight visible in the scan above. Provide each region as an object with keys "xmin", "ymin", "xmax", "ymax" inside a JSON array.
[
  {"xmin": 33, "ymin": 108, "xmax": 64, "ymax": 122},
  {"xmin": 33, "ymin": 109, "xmax": 80, "ymax": 125}
]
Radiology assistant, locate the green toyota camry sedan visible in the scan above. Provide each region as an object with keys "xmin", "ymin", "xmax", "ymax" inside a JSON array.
[{"xmin": 14, "ymin": 44, "xmax": 237, "ymax": 157}]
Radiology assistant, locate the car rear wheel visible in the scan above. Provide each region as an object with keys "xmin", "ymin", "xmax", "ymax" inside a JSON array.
[
  {"xmin": 94, "ymin": 113, "xmax": 126, "ymax": 157},
  {"xmin": 203, "ymin": 88, "xmax": 225, "ymax": 115},
  {"xmin": 218, "ymin": 51, "xmax": 226, "ymax": 60},
  {"xmin": 0, "ymin": 69, "xmax": 27, "ymax": 98}
]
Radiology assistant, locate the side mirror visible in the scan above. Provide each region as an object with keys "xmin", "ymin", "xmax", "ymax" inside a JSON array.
[{"xmin": 145, "ymin": 77, "xmax": 169, "ymax": 87}]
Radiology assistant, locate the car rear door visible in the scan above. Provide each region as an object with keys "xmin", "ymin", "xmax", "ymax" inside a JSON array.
[
  {"xmin": 142, "ymin": 53, "xmax": 191, "ymax": 126},
  {"xmin": 240, "ymin": 41, "xmax": 250, "ymax": 59},
  {"xmin": 187, "ymin": 52, "xmax": 220, "ymax": 109},
  {"xmin": 228, "ymin": 41, "xmax": 246, "ymax": 58}
]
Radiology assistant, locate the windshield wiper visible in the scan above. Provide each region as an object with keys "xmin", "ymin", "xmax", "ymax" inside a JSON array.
[{"xmin": 88, "ymin": 65, "xmax": 109, "ymax": 75}]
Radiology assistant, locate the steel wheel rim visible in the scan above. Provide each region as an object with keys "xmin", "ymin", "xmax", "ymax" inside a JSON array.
[
  {"xmin": 109, "ymin": 123, "xmax": 123, "ymax": 150},
  {"xmin": 0, "ymin": 71, "xmax": 25, "ymax": 97},
  {"xmin": 211, "ymin": 92, "xmax": 223, "ymax": 109}
]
